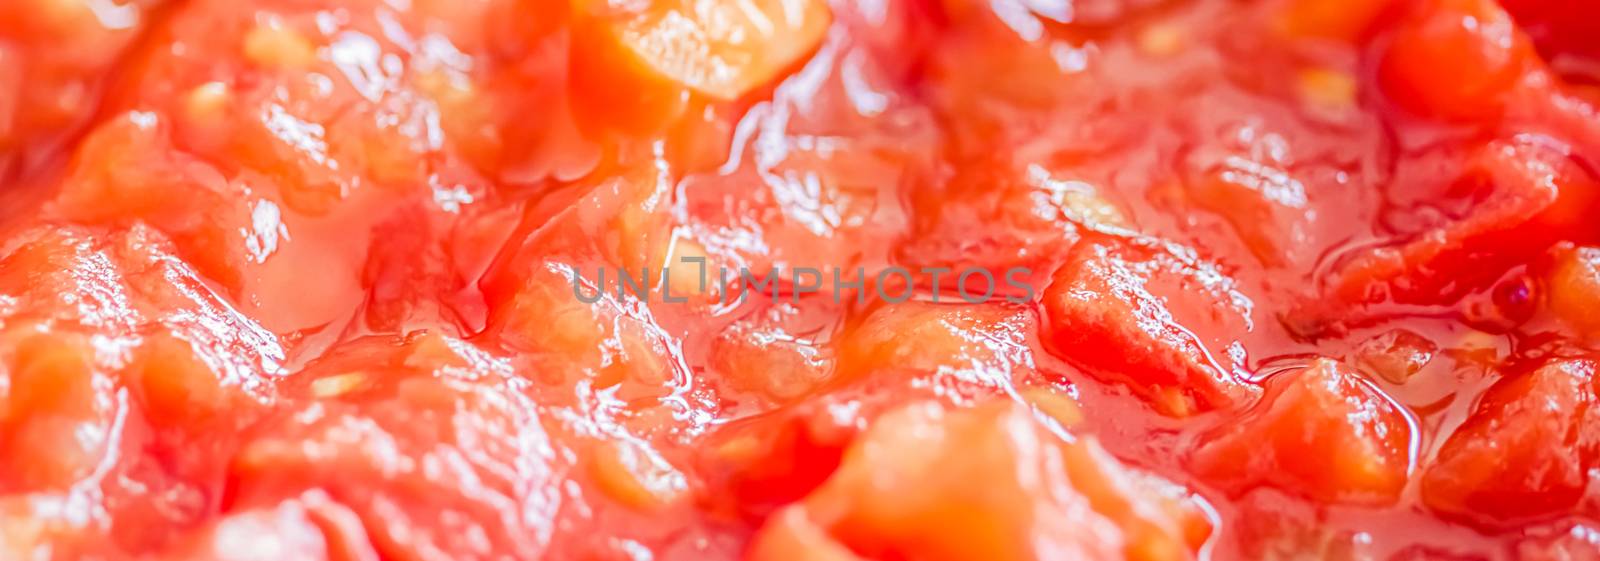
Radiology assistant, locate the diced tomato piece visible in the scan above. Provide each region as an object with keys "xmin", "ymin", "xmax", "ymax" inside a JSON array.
[
  {"xmin": 677, "ymin": 52, "xmax": 940, "ymax": 288},
  {"xmin": 699, "ymin": 406, "xmax": 856, "ymax": 522},
  {"xmin": 0, "ymin": 223, "xmax": 283, "ymax": 448},
  {"xmin": 746, "ymin": 399, "xmax": 1210, "ymax": 561},
  {"xmin": 0, "ymin": 331, "xmax": 125, "ymax": 491},
  {"xmin": 1422, "ymin": 358, "xmax": 1600, "ymax": 527},
  {"xmin": 840, "ymin": 301, "xmax": 1039, "ymax": 387},
  {"xmin": 747, "ymin": 508, "xmax": 867, "ymax": 561},
  {"xmin": 1181, "ymin": 118, "xmax": 1322, "ymax": 268},
  {"xmin": 50, "ymin": 107, "xmax": 408, "ymax": 334},
  {"xmin": 0, "ymin": 224, "xmax": 287, "ymax": 553},
  {"xmin": 52, "ymin": 113, "xmax": 240, "ymax": 283},
  {"xmin": 487, "ymin": 260, "xmax": 679, "ymax": 402},
  {"xmin": 698, "ymin": 367, "xmax": 1016, "ymax": 521},
  {"xmin": 227, "ymin": 333, "xmax": 568, "ymax": 561},
  {"xmin": 1042, "ymin": 233, "xmax": 1259, "ymax": 416},
  {"xmin": 1191, "ymin": 359, "xmax": 1414, "ymax": 505},
  {"xmin": 586, "ymin": 439, "xmax": 689, "ymax": 513},
  {"xmin": 45, "ymin": 0, "xmax": 507, "ymax": 335},
  {"xmin": 479, "ymin": 159, "xmax": 701, "ymax": 423},
  {"xmin": 678, "ymin": 149, "xmax": 915, "ymax": 294},
  {"xmin": 487, "ymin": 160, "xmax": 676, "ymax": 289},
  {"xmin": 1376, "ymin": 0, "xmax": 1535, "ymax": 122},
  {"xmin": 570, "ymin": 0, "xmax": 831, "ymax": 103},
  {"xmin": 1309, "ymin": 135, "xmax": 1600, "ymax": 323},
  {"xmin": 1544, "ymin": 244, "xmax": 1600, "ymax": 337}
]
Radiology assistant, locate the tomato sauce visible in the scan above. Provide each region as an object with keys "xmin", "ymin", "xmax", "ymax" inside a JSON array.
[{"xmin": 2, "ymin": 0, "xmax": 1600, "ymax": 559}]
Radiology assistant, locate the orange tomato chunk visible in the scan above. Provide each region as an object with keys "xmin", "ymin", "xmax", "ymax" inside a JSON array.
[
  {"xmin": 572, "ymin": 0, "xmax": 832, "ymax": 101},
  {"xmin": 1191, "ymin": 359, "xmax": 1414, "ymax": 505},
  {"xmin": 1545, "ymin": 244, "xmax": 1600, "ymax": 336},
  {"xmin": 1422, "ymin": 358, "xmax": 1600, "ymax": 527},
  {"xmin": 1043, "ymin": 233, "xmax": 1259, "ymax": 416},
  {"xmin": 746, "ymin": 399, "xmax": 1210, "ymax": 561}
]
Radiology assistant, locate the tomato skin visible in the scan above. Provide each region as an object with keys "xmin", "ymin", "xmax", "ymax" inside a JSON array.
[
  {"xmin": 1421, "ymin": 358, "xmax": 1600, "ymax": 527},
  {"xmin": 710, "ymin": 301, "xmax": 837, "ymax": 407},
  {"xmin": 1376, "ymin": 0, "xmax": 1535, "ymax": 122},
  {"xmin": 1191, "ymin": 359, "xmax": 1414, "ymax": 506}
]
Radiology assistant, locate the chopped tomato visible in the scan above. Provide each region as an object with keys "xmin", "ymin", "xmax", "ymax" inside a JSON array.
[
  {"xmin": 1042, "ymin": 233, "xmax": 1259, "ymax": 416},
  {"xmin": 746, "ymin": 399, "xmax": 1210, "ymax": 561},
  {"xmin": 1308, "ymin": 134, "xmax": 1600, "ymax": 325},
  {"xmin": 1377, "ymin": 0, "xmax": 1535, "ymax": 121},
  {"xmin": 227, "ymin": 333, "xmax": 570, "ymax": 560},
  {"xmin": 0, "ymin": 224, "xmax": 285, "ymax": 553},
  {"xmin": 1422, "ymin": 358, "xmax": 1600, "ymax": 527},
  {"xmin": 1191, "ymin": 359, "xmax": 1414, "ymax": 505},
  {"xmin": 839, "ymin": 301, "xmax": 1039, "ymax": 385},
  {"xmin": 1544, "ymin": 244, "xmax": 1600, "ymax": 337},
  {"xmin": 566, "ymin": 0, "xmax": 832, "ymax": 134},
  {"xmin": 4, "ymin": 0, "xmax": 1600, "ymax": 558}
]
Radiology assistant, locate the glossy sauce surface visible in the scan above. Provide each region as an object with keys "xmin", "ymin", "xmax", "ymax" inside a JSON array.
[{"xmin": 2, "ymin": 0, "xmax": 1600, "ymax": 559}]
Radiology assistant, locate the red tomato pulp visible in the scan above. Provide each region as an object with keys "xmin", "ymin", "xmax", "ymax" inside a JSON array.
[{"xmin": 4, "ymin": 0, "xmax": 1600, "ymax": 559}]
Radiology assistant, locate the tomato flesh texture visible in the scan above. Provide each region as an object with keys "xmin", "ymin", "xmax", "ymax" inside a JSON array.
[
  {"xmin": 1544, "ymin": 244, "xmax": 1600, "ymax": 337},
  {"xmin": 840, "ymin": 301, "xmax": 1039, "ymax": 385},
  {"xmin": 1311, "ymin": 135, "xmax": 1600, "ymax": 322},
  {"xmin": 227, "ymin": 333, "xmax": 568, "ymax": 561},
  {"xmin": 1043, "ymin": 233, "xmax": 1259, "ymax": 416},
  {"xmin": 1422, "ymin": 358, "xmax": 1600, "ymax": 527},
  {"xmin": 747, "ymin": 399, "xmax": 1210, "ymax": 561},
  {"xmin": 572, "ymin": 0, "xmax": 832, "ymax": 102},
  {"xmin": 0, "ymin": 0, "xmax": 161, "ymax": 173},
  {"xmin": 1191, "ymin": 359, "xmax": 1413, "ymax": 505},
  {"xmin": 697, "ymin": 368, "xmax": 1018, "ymax": 522},
  {"xmin": 0, "ymin": 224, "xmax": 286, "ymax": 553},
  {"xmin": 44, "ymin": 0, "xmax": 508, "ymax": 335}
]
